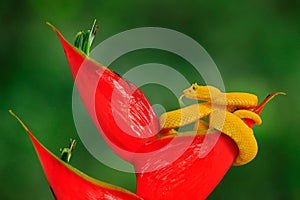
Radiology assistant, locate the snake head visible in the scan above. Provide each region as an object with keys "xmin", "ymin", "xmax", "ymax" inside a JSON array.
[{"xmin": 183, "ymin": 83, "xmax": 221, "ymax": 101}]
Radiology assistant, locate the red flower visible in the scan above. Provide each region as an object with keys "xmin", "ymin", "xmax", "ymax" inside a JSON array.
[{"xmin": 10, "ymin": 23, "xmax": 285, "ymax": 200}]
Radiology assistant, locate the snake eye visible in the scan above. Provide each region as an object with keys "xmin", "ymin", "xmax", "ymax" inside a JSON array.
[{"xmin": 192, "ymin": 84, "xmax": 198, "ymax": 90}]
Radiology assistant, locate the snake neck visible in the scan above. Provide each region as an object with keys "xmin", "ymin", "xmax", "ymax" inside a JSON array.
[
  {"xmin": 182, "ymin": 93, "xmax": 258, "ymax": 113},
  {"xmin": 224, "ymin": 93, "xmax": 258, "ymax": 109}
]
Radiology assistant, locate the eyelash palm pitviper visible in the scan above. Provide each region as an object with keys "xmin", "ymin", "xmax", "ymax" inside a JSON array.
[{"xmin": 159, "ymin": 83, "xmax": 273, "ymax": 166}]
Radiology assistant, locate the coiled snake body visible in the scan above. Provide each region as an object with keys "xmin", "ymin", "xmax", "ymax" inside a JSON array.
[{"xmin": 159, "ymin": 83, "xmax": 262, "ymax": 166}]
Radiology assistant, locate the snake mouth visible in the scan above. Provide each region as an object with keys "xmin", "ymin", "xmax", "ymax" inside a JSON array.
[
  {"xmin": 178, "ymin": 94, "xmax": 185, "ymax": 106},
  {"xmin": 178, "ymin": 93, "xmax": 199, "ymax": 105},
  {"xmin": 182, "ymin": 89, "xmax": 200, "ymax": 101}
]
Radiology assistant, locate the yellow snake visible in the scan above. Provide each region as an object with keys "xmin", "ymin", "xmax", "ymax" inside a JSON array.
[{"xmin": 159, "ymin": 83, "xmax": 262, "ymax": 166}]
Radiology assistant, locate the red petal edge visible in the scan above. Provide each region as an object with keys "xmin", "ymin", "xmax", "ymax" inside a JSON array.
[{"xmin": 9, "ymin": 110, "xmax": 142, "ymax": 200}]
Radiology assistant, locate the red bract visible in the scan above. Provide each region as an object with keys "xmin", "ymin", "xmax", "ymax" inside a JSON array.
[
  {"xmin": 9, "ymin": 110, "xmax": 142, "ymax": 200},
  {"xmin": 134, "ymin": 133, "xmax": 238, "ymax": 199},
  {"xmin": 47, "ymin": 23, "xmax": 159, "ymax": 162}
]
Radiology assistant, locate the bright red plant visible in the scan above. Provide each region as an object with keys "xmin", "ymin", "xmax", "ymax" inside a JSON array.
[
  {"xmin": 10, "ymin": 110, "xmax": 142, "ymax": 200},
  {"xmin": 11, "ymin": 23, "xmax": 284, "ymax": 200}
]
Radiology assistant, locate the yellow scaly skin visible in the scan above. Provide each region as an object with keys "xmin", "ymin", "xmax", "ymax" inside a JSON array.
[{"xmin": 159, "ymin": 83, "xmax": 262, "ymax": 166}]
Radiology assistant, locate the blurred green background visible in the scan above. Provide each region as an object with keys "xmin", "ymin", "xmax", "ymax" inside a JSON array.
[{"xmin": 0, "ymin": 0, "xmax": 299, "ymax": 199}]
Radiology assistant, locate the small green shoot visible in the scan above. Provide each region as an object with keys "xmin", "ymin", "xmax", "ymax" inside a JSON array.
[
  {"xmin": 60, "ymin": 139, "xmax": 77, "ymax": 163},
  {"xmin": 74, "ymin": 19, "xmax": 99, "ymax": 56}
]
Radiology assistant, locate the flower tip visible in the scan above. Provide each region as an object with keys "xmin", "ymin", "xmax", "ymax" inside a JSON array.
[
  {"xmin": 9, "ymin": 109, "xmax": 29, "ymax": 132},
  {"xmin": 254, "ymin": 91, "xmax": 286, "ymax": 114},
  {"xmin": 264, "ymin": 91, "xmax": 287, "ymax": 104},
  {"xmin": 46, "ymin": 21, "xmax": 55, "ymax": 30},
  {"xmin": 278, "ymin": 91, "xmax": 287, "ymax": 96},
  {"xmin": 46, "ymin": 22, "xmax": 64, "ymax": 39}
]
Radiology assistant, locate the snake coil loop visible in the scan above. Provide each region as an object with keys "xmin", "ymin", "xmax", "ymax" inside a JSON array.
[{"xmin": 159, "ymin": 84, "xmax": 262, "ymax": 166}]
